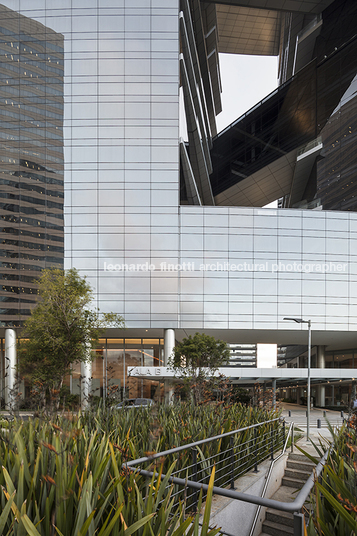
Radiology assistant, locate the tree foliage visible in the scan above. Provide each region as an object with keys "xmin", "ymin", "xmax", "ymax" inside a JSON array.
[
  {"xmin": 18, "ymin": 268, "xmax": 124, "ymax": 409},
  {"xmin": 170, "ymin": 332, "xmax": 230, "ymax": 404}
]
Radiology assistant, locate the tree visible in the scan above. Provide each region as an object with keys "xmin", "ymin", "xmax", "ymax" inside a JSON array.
[
  {"xmin": 18, "ymin": 268, "xmax": 124, "ymax": 410},
  {"xmin": 170, "ymin": 332, "xmax": 230, "ymax": 404}
]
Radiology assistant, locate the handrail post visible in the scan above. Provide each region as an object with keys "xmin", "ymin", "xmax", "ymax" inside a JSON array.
[
  {"xmin": 192, "ymin": 448, "xmax": 198, "ymax": 513},
  {"xmin": 293, "ymin": 512, "xmax": 304, "ymax": 535},
  {"xmin": 230, "ymin": 436, "xmax": 235, "ymax": 489},
  {"xmin": 282, "ymin": 420, "xmax": 286, "ymax": 452},
  {"xmin": 291, "ymin": 422, "xmax": 294, "ymax": 453},
  {"xmin": 253, "ymin": 428, "xmax": 259, "ymax": 472},
  {"xmin": 270, "ymin": 425, "xmax": 274, "ymax": 461}
]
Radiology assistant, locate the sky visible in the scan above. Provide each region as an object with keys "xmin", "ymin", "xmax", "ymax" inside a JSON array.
[
  {"xmin": 216, "ymin": 53, "xmax": 279, "ymax": 133},
  {"xmin": 179, "ymin": 52, "xmax": 279, "ymax": 207},
  {"xmin": 217, "ymin": 53, "xmax": 279, "ymax": 208},
  {"xmin": 180, "ymin": 53, "xmax": 278, "ymax": 139}
]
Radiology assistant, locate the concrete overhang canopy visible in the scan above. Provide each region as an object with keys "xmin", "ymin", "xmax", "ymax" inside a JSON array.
[
  {"xmin": 130, "ymin": 366, "xmax": 357, "ymax": 383},
  {"xmin": 205, "ymin": 1, "xmax": 334, "ymax": 15},
  {"xmin": 216, "ymin": 5, "xmax": 281, "ymax": 56},
  {"xmin": 209, "ymin": 0, "xmax": 335, "ymax": 57},
  {"xmin": 87, "ymin": 328, "xmax": 357, "ymax": 357}
]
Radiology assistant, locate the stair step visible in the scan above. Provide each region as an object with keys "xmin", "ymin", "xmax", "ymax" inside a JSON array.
[
  {"xmin": 287, "ymin": 459, "xmax": 315, "ymax": 472},
  {"xmin": 262, "ymin": 519, "xmax": 294, "ymax": 536},
  {"xmin": 282, "ymin": 476, "xmax": 306, "ymax": 488},
  {"xmin": 288, "ymin": 453, "xmax": 314, "ymax": 463},
  {"xmin": 259, "ymin": 452, "xmax": 316, "ymax": 536},
  {"xmin": 270, "ymin": 485, "xmax": 297, "ymax": 503},
  {"xmin": 285, "ymin": 468, "xmax": 311, "ymax": 480},
  {"xmin": 266, "ymin": 509, "xmax": 294, "ymax": 528}
]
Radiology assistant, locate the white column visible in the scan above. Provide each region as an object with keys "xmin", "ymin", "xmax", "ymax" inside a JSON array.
[
  {"xmin": 164, "ymin": 328, "xmax": 175, "ymax": 365},
  {"xmin": 5, "ymin": 328, "xmax": 17, "ymax": 409},
  {"xmin": 81, "ymin": 359, "xmax": 92, "ymax": 410},
  {"xmin": 164, "ymin": 329, "xmax": 175, "ymax": 403},
  {"xmin": 316, "ymin": 346, "xmax": 326, "ymax": 407},
  {"xmin": 317, "ymin": 346, "xmax": 325, "ymax": 368},
  {"xmin": 317, "ymin": 385, "xmax": 325, "ymax": 407}
]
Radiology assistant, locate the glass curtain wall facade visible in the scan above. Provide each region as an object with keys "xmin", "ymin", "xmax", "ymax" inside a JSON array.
[
  {"xmin": 316, "ymin": 76, "xmax": 357, "ymax": 211},
  {"xmin": 71, "ymin": 337, "xmax": 164, "ymax": 402},
  {"xmin": 0, "ymin": 0, "xmax": 357, "ymax": 404},
  {"xmin": 0, "ymin": 337, "xmax": 164, "ymax": 404},
  {"xmin": 0, "ymin": 0, "xmax": 178, "ymax": 401},
  {"xmin": 0, "ymin": 4, "xmax": 64, "ymax": 327}
]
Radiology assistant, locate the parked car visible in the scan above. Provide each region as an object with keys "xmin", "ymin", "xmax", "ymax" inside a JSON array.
[{"xmin": 114, "ymin": 398, "xmax": 154, "ymax": 409}]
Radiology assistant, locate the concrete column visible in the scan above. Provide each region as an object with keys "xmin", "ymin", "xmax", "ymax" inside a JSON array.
[
  {"xmin": 81, "ymin": 359, "xmax": 92, "ymax": 410},
  {"xmin": 164, "ymin": 329, "xmax": 175, "ymax": 403},
  {"xmin": 164, "ymin": 328, "xmax": 175, "ymax": 365},
  {"xmin": 272, "ymin": 379, "xmax": 276, "ymax": 410},
  {"xmin": 4, "ymin": 328, "xmax": 17, "ymax": 409},
  {"xmin": 317, "ymin": 346, "xmax": 325, "ymax": 368},
  {"xmin": 317, "ymin": 385, "xmax": 325, "ymax": 407}
]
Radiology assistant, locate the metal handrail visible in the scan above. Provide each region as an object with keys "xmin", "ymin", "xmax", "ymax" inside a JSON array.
[
  {"xmin": 248, "ymin": 421, "xmax": 294, "ymax": 536},
  {"xmin": 125, "ymin": 417, "xmax": 330, "ymax": 535},
  {"xmin": 136, "ymin": 445, "xmax": 329, "ymax": 513},
  {"xmin": 130, "ymin": 420, "xmax": 330, "ymax": 536},
  {"xmin": 125, "ymin": 416, "xmax": 284, "ymax": 512}
]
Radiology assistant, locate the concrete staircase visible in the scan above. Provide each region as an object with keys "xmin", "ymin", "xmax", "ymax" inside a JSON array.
[{"xmin": 259, "ymin": 453, "xmax": 315, "ymax": 536}]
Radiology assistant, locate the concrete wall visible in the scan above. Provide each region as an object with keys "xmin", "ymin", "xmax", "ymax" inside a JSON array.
[{"xmin": 207, "ymin": 453, "xmax": 289, "ymax": 536}]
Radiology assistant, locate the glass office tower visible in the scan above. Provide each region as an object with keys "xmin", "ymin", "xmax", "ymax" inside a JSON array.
[{"xmin": 0, "ymin": 0, "xmax": 356, "ymax": 405}]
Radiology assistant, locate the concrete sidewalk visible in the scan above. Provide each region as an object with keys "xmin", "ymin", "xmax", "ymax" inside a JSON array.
[{"xmin": 279, "ymin": 402, "xmax": 346, "ymax": 452}]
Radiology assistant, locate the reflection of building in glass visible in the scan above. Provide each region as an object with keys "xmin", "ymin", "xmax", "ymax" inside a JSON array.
[
  {"xmin": 0, "ymin": 5, "xmax": 64, "ymax": 327},
  {"xmin": 316, "ymin": 76, "xmax": 357, "ymax": 211}
]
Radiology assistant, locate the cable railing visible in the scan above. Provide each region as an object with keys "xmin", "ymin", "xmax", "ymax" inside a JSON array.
[{"xmin": 125, "ymin": 417, "xmax": 285, "ymax": 513}]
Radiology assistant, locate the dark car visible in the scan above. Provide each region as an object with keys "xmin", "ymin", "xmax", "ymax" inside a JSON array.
[{"xmin": 114, "ymin": 398, "xmax": 154, "ymax": 409}]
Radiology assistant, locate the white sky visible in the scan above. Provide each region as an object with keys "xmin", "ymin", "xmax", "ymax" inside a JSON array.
[
  {"xmin": 179, "ymin": 53, "xmax": 279, "ymax": 207},
  {"xmin": 180, "ymin": 53, "xmax": 278, "ymax": 139},
  {"xmin": 218, "ymin": 53, "xmax": 279, "ymax": 209},
  {"xmin": 216, "ymin": 53, "xmax": 279, "ymax": 133}
]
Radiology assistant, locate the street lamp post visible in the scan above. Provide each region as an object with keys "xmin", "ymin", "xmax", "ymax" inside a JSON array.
[{"xmin": 284, "ymin": 317, "xmax": 312, "ymax": 440}]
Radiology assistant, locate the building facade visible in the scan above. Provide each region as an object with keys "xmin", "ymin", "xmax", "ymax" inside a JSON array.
[
  {"xmin": 0, "ymin": 0, "xmax": 357, "ymax": 407},
  {"xmin": 0, "ymin": 4, "xmax": 64, "ymax": 328}
]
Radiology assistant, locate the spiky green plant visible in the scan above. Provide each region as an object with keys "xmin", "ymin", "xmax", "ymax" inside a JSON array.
[
  {"xmin": 0, "ymin": 418, "xmax": 223, "ymax": 536},
  {"xmin": 0, "ymin": 403, "xmax": 280, "ymax": 534},
  {"xmin": 298, "ymin": 417, "xmax": 357, "ymax": 535}
]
